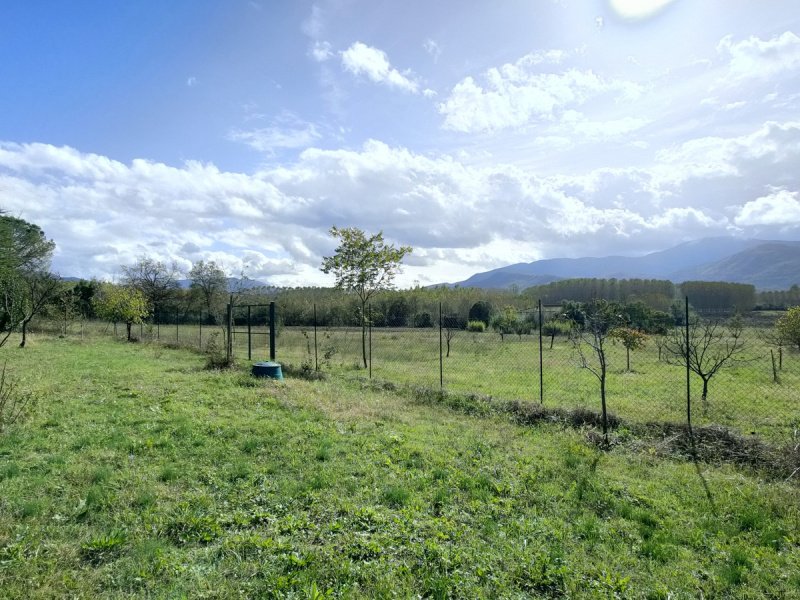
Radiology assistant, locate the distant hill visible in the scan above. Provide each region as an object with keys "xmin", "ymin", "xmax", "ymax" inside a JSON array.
[
  {"xmin": 449, "ymin": 238, "xmax": 800, "ymax": 290},
  {"xmin": 677, "ymin": 242, "xmax": 800, "ymax": 290}
]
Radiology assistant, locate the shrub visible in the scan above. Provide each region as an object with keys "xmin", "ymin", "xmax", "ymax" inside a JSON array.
[
  {"xmin": 413, "ymin": 312, "xmax": 434, "ymax": 328},
  {"xmin": 466, "ymin": 320, "xmax": 486, "ymax": 332}
]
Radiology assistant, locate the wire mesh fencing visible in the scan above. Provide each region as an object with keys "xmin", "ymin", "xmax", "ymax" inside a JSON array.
[
  {"xmin": 275, "ymin": 300, "xmax": 799, "ymax": 442},
  {"xmin": 27, "ymin": 296, "xmax": 799, "ymax": 442}
]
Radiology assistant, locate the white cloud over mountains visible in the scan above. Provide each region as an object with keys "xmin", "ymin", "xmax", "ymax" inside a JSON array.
[{"xmin": 2, "ymin": 116, "xmax": 799, "ymax": 285}]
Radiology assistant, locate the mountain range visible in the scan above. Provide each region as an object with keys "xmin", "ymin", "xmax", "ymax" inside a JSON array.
[{"xmin": 449, "ymin": 238, "xmax": 800, "ymax": 291}]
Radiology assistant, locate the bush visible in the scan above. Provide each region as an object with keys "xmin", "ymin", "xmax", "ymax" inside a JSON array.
[{"xmin": 466, "ymin": 320, "xmax": 486, "ymax": 332}]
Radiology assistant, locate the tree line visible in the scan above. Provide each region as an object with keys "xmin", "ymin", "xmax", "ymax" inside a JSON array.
[{"xmin": 3, "ymin": 214, "xmax": 799, "ymax": 348}]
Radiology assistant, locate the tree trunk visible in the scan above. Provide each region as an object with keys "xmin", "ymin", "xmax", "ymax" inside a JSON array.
[
  {"xmin": 701, "ymin": 378, "xmax": 709, "ymax": 416},
  {"xmin": 446, "ymin": 338, "xmax": 451, "ymax": 358},
  {"xmin": 361, "ymin": 303, "xmax": 368, "ymax": 369},
  {"xmin": 626, "ymin": 347, "xmax": 630, "ymax": 371},
  {"xmin": 550, "ymin": 333, "xmax": 555, "ymax": 349},
  {"xmin": 600, "ymin": 368, "xmax": 608, "ymax": 440},
  {"xmin": 19, "ymin": 318, "xmax": 30, "ymax": 348},
  {"xmin": 126, "ymin": 322, "xmax": 132, "ymax": 342}
]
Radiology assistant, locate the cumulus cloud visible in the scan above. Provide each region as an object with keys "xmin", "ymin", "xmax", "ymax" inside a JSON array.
[
  {"xmin": 341, "ymin": 42, "xmax": 419, "ymax": 93},
  {"xmin": 1, "ymin": 118, "xmax": 798, "ymax": 286},
  {"xmin": 735, "ymin": 189, "xmax": 800, "ymax": 226},
  {"xmin": 718, "ymin": 31, "xmax": 800, "ymax": 81},
  {"xmin": 438, "ymin": 50, "xmax": 642, "ymax": 132}
]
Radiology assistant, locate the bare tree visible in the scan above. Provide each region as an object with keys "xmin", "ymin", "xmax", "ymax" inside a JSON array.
[
  {"xmin": 189, "ymin": 260, "xmax": 228, "ymax": 319},
  {"xmin": 121, "ymin": 257, "xmax": 181, "ymax": 314},
  {"xmin": 572, "ymin": 300, "xmax": 623, "ymax": 441},
  {"xmin": 442, "ymin": 314, "xmax": 461, "ymax": 357},
  {"xmin": 664, "ymin": 316, "xmax": 747, "ymax": 415},
  {"xmin": 18, "ymin": 272, "xmax": 61, "ymax": 347}
]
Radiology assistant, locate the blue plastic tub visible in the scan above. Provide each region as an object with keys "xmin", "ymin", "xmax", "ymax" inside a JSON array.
[{"xmin": 251, "ymin": 361, "xmax": 283, "ymax": 380}]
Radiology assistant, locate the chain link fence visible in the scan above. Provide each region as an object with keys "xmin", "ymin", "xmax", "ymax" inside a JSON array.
[
  {"xmin": 275, "ymin": 300, "xmax": 799, "ymax": 442},
  {"xmin": 25, "ymin": 296, "xmax": 799, "ymax": 442}
]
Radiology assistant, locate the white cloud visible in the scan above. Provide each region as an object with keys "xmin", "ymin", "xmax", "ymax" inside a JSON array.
[
  {"xmin": 302, "ymin": 4, "xmax": 324, "ymax": 38},
  {"xmin": 735, "ymin": 189, "xmax": 800, "ymax": 226},
  {"xmin": 1, "ymin": 119, "xmax": 799, "ymax": 286},
  {"xmin": 438, "ymin": 52, "xmax": 643, "ymax": 133},
  {"xmin": 341, "ymin": 42, "xmax": 419, "ymax": 93},
  {"xmin": 228, "ymin": 113, "xmax": 321, "ymax": 153},
  {"xmin": 186, "ymin": 76, "xmax": 197, "ymax": 87},
  {"xmin": 718, "ymin": 31, "xmax": 800, "ymax": 81},
  {"xmin": 309, "ymin": 41, "xmax": 333, "ymax": 62},
  {"xmin": 423, "ymin": 38, "xmax": 441, "ymax": 62}
]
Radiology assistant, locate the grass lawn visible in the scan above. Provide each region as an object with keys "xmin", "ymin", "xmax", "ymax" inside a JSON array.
[{"xmin": 1, "ymin": 335, "xmax": 798, "ymax": 598}]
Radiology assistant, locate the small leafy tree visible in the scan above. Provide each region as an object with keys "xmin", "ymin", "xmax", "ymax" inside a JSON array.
[
  {"xmin": 610, "ymin": 327, "xmax": 648, "ymax": 371},
  {"xmin": 94, "ymin": 285, "xmax": 150, "ymax": 341},
  {"xmin": 491, "ymin": 306, "xmax": 520, "ymax": 341},
  {"xmin": 776, "ymin": 306, "xmax": 800, "ymax": 351},
  {"xmin": 664, "ymin": 316, "xmax": 746, "ymax": 415},
  {"xmin": 321, "ymin": 227, "xmax": 411, "ymax": 368},
  {"xmin": 0, "ymin": 214, "xmax": 57, "ymax": 347}
]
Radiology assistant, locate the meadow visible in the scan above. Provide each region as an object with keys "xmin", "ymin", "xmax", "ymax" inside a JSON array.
[
  {"xmin": 33, "ymin": 315, "xmax": 800, "ymax": 439},
  {"xmin": 272, "ymin": 323, "xmax": 800, "ymax": 441},
  {"xmin": 0, "ymin": 333, "xmax": 799, "ymax": 598}
]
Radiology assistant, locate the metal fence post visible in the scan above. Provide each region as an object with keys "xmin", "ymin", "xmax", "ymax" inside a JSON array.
[
  {"xmin": 368, "ymin": 303, "xmax": 373, "ymax": 379},
  {"xmin": 685, "ymin": 296, "xmax": 691, "ymax": 429},
  {"xmin": 199, "ymin": 311, "xmax": 202, "ymax": 351},
  {"xmin": 538, "ymin": 299, "xmax": 544, "ymax": 405},
  {"xmin": 269, "ymin": 301, "xmax": 276, "ymax": 361},
  {"xmin": 313, "ymin": 303, "xmax": 319, "ymax": 371},
  {"xmin": 176, "ymin": 309, "xmax": 179, "ymax": 344},
  {"xmin": 439, "ymin": 301, "xmax": 443, "ymax": 390},
  {"xmin": 247, "ymin": 305, "xmax": 252, "ymax": 361},
  {"xmin": 226, "ymin": 297, "xmax": 233, "ymax": 362}
]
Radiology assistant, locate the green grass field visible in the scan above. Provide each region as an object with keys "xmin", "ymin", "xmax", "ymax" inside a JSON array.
[
  {"xmin": 27, "ymin": 317, "xmax": 800, "ymax": 439},
  {"xmin": 272, "ymin": 325, "xmax": 800, "ymax": 440},
  {"xmin": 1, "ymin": 335, "xmax": 799, "ymax": 598}
]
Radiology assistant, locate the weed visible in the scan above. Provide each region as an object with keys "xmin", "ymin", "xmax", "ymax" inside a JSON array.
[
  {"xmin": 164, "ymin": 513, "xmax": 222, "ymax": 545},
  {"xmin": 80, "ymin": 530, "xmax": 127, "ymax": 565}
]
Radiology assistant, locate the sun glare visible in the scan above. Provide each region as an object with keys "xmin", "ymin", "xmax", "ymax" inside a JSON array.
[{"xmin": 610, "ymin": 0, "xmax": 677, "ymax": 21}]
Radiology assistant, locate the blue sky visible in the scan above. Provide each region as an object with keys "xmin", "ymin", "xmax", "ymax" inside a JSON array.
[{"xmin": 1, "ymin": 0, "xmax": 800, "ymax": 286}]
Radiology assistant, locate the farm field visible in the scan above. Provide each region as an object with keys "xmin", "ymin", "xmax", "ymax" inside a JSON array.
[{"xmin": 1, "ymin": 335, "xmax": 799, "ymax": 598}]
